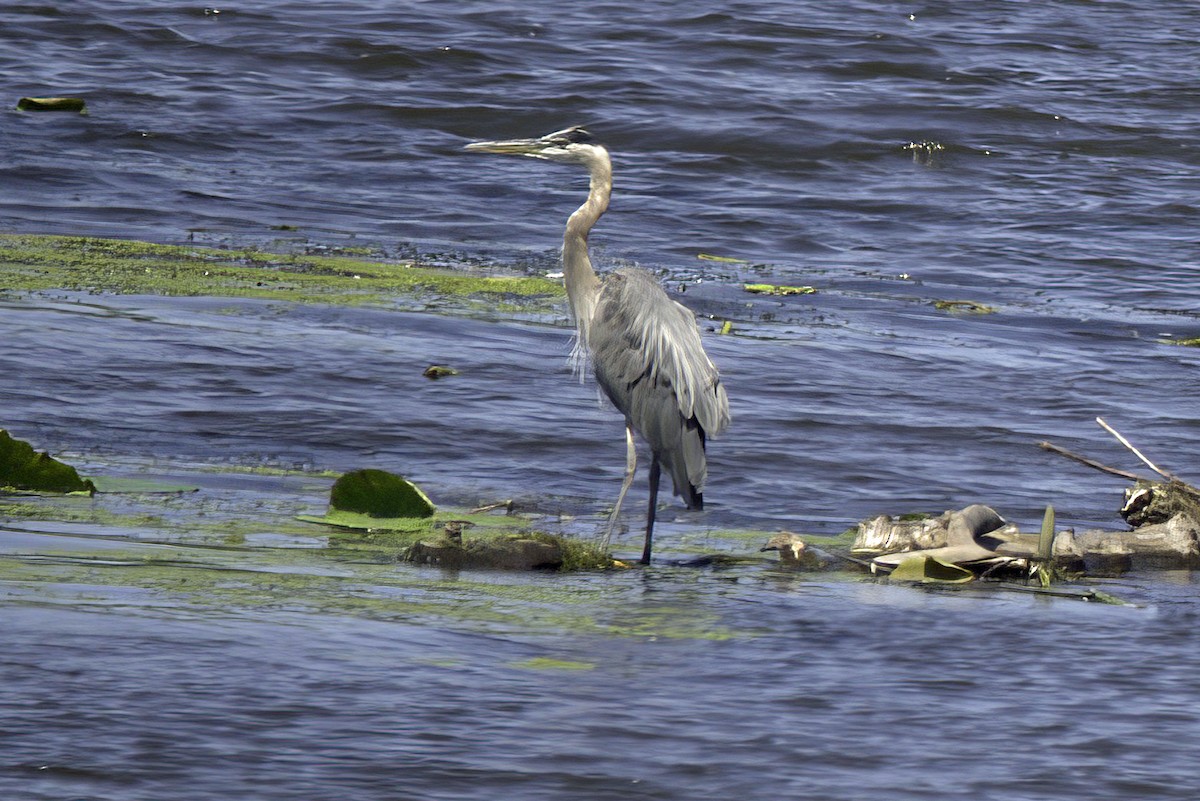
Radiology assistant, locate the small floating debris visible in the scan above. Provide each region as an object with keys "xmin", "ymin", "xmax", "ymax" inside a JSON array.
[
  {"xmin": 933, "ymin": 299, "xmax": 996, "ymax": 314},
  {"xmin": 760, "ymin": 532, "xmax": 844, "ymax": 571},
  {"xmin": 904, "ymin": 140, "xmax": 944, "ymax": 165},
  {"xmin": 422, "ymin": 364, "xmax": 459, "ymax": 379},
  {"xmin": 719, "ymin": 320, "xmax": 734, "ymax": 335},
  {"xmin": 0, "ymin": 429, "xmax": 96, "ymax": 494},
  {"xmin": 1160, "ymin": 336, "xmax": 1200, "ymax": 347},
  {"xmin": 16, "ymin": 96, "xmax": 87, "ymax": 113},
  {"xmin": 698, "ymin": 253, "xmax": 749, "ymax": 264},
  {"xmin": 743, "ymin": 283, "xmax": 817, "ymax": 296}
]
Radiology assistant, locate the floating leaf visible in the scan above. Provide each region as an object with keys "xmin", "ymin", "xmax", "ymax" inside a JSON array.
[
  {"xmin": 888, "ymin": 555, "xmax": 975, "ymax": 583},
  {"xmin": 1038, "ymin": 505, "xmax": 1056, "ymax": 562},
  {"xmin": 297, "ymin": 510, "xmax": 432, "ymax": 531},
  {"xmin": 698, "ymin": 253, "xmax": 748, "ymax": 263},
  {"xmin": 0, "ymin": 429, "xmax": 96, "ymax": 494},
  {"xmin": 742, "ymin": 283, "xmax": 817, "ymax": 296},
  {"xmin": 422, "ymin": 364, "xmax": 459, "ymax": 379},
  {"xmin": 328, "ymin": 468, "xmax": 434, "ymax": 518},
  {"xmin": 1035, "ymin": 504, "xmax": 1057, "ymax": 588},
  {"xmin": 16, "ymin": 96, "xmax": 87, "ymax": 113}
]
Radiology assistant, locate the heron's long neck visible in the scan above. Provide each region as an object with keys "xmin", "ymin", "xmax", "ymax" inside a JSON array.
[{"xmin": 562, "ymin": 156, "xmax": 610, "ymax": 352}]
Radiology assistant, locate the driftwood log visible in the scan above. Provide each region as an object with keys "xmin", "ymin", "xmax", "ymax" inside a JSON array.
[{"xmin": 404, "ymin": 536, "xmax": 564, "ymax": 570}]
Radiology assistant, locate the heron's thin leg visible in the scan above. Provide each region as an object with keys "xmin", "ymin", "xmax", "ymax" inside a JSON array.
[
  {"xmin": 602, "ymin": 424, "xmax": 637, "ymax": 551},
  {"xmin": 641, "ymin": 456, "xmax": 661, "ymax": 565}
]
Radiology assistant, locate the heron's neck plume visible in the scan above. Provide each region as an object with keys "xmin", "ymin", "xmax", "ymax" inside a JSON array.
[{"xmin": 562, "ymin": 152, "xmax": 610, "ymax": 359}]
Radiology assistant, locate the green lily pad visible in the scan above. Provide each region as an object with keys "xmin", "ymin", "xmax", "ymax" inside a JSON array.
[
  {"xmin": 888, "ymin": 555, "xmax": 975, "ymax": 583},
  {"xmin": 328, "ymin": 468, "xmax": 434, "ymax": 518},
  {"xmin": 0, "ymin": 429, "xmax": 96, "ymax": 494},
  {"xmin": 297, "ymin": 510, "xmax": 434, "ymax": 532}
]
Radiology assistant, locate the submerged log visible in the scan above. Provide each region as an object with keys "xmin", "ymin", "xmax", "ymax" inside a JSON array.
[
  {"xmin": 856, "ymin": 499, "xmax": 1200, "ymax": 576},
  {"xmin": 1055, "ymin": 513, "xmax": 1200, "ymax": 574}
]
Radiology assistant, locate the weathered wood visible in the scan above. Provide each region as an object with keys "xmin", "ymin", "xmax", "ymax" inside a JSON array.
[{"xmin": 405, "ymin": 536, "xmax": 564, "ymax": 570}]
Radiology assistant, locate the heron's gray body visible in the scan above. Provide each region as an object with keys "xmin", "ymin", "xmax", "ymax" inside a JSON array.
[
  {"xmin": 465, "ymin": 126, "xmax": 729, "ymax": 563},
  {"xmin": 591, "ymin": 268, "xmax": 721, "ymax": 508}
]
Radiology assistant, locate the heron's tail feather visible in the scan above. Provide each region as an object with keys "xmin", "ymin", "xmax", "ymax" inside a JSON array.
[{"xmin": 663, "ymin": 416, "xmax": 707, "ymax": 510}]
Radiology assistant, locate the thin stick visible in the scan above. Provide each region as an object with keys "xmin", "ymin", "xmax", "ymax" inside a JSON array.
[
  {"xmin": 1095, "ymin": 417, "xmax": 1176, "ymax": 481},
  {"xmin": 1037, "ymin": 440, "xmax": 1145, "ymax": 481},
  {"xmin": 469, "ymin": 499, "xmax": 514, "ymax": 514}
]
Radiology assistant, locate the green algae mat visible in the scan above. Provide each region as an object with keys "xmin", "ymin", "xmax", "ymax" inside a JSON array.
[
  {"xmin": 0, "ymin": 457, "xmax": 749, "ymax": 640},
  {"xmin": 0, "ymin": 234, "xmax": 562, "ymax": 308}
]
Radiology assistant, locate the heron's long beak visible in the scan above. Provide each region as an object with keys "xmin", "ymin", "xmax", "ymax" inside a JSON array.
[{"xmin": 463, "ymin": 137, "xmax": 548, "ymax": 157}]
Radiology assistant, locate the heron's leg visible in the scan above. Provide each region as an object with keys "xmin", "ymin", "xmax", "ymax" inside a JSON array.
[
  {"xmin": 641, "ymin": 456, "xmax": 661, "ymax": 565},
  {"xmin": 602, "ymin": 424, "xmax": 637, "ymax": 551}
]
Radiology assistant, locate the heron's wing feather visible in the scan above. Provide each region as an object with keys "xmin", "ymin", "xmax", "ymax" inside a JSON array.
[{"xmin": 589, "ymin": 269, "xmax": 730, "ymax": 501}]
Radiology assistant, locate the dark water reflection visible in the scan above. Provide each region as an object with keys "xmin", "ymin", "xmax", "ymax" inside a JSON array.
[{"xmin": 4, "ymin": 1, "xmax": 1200, "ymax": 798}]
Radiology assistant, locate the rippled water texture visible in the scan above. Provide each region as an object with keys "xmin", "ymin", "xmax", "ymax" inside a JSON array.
[{"xmin": 3, "ymin": 2, "xmax": 1200, "ymax": 799}]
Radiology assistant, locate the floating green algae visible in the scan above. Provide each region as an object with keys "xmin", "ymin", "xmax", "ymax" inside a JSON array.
[
  {"xmin": 0, "ymin": 234, "xmax": 562, "ymax": 309},
  {"xmin": 933, "ymin": 299, "xmax": 996, "ymax": 315},
  {"xmin": 511, "ymin": 657, "xmax": 595, "ymax": 671}
]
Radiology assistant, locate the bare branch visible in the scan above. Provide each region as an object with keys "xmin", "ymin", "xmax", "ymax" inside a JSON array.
[
  {"xmin": 1037, "ymin": 440, "xmax": 1145, "ymax": 481},
  {"xmin": 1095, "ymin": 417, "xmax": 1177, "ymax": 481}
]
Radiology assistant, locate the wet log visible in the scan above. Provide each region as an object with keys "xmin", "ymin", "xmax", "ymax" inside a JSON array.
[
  {"xmin": 856, "ymin": 500, "xmax": 1200, "ymax": 576},
  {"xmin": 404, "ymin": 536, "xmax": 563, "ymax": 570},
  {"xmin": 1054, "ymin": 513, "xmax": 1200, "ymax": 574}
]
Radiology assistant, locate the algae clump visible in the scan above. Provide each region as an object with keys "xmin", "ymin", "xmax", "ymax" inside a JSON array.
[{"xmin": 0, "ymin": 430, "xmax": 96, "ymax": 494}]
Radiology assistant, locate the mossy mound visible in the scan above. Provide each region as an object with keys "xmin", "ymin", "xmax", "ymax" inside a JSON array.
[{"xmin": 0, "ymin": 430, "xmax": 96, "ymax": 494}]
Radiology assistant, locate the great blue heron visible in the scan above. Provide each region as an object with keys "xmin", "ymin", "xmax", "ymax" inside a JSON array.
[{"xmin": 465, "ymin": 126, "xmax": 730, "ymax": 564}]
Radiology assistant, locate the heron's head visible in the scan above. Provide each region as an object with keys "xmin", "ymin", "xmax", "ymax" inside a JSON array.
[{"xmin": 464, "ymin": 126, "xmax": 608, "ymax": 169}]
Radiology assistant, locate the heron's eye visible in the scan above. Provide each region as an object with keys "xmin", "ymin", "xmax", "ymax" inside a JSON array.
[{"xmin": 561, "ymin": 127, "xmax": 593, "ymax": 144}]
